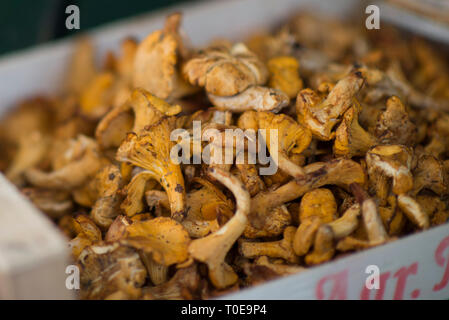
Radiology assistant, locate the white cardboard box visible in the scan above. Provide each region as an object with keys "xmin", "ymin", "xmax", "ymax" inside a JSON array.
[{"xmin": 0, "ymin": 0, "xmax": 448, "ymax": 300}]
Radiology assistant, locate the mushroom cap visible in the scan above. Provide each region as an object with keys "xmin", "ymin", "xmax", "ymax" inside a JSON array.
[
  {"xmin": 334, "ymin": 104, "xmax": 377, "ymax": 158},
  {"xmin": 133, "ymin": 14, "xmax": 181, "ymax": 99},
  {"xmin": 267, "ymin": 56, "xmax": 303, "ymax": 98},
  {"xmin": 183, "ymin": 43, "xmax": 268, "ymax": 97},
  {"xmin": 299, "ymin": 188, "xmax": 337, "ymax": 223},
  {"xmin": 124, "ymin": 217, "xmax": 190, "ymax": 266}
]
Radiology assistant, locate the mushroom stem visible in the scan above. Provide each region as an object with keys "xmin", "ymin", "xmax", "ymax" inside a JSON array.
[
  {"xmin": 250, "ymin": 159, "xmax": 365, "ymax": 228},
  {"xmin": 327, "ymin": 203, "xmax": 361, "ymax": 238},
  {"xmin": 188, "ymin": 168, "xmax": 250, "ymax": 289},
  {"xmin": 397, "ymin": 194, "xmax": 430, "ymax": 229},
  {"xmin": 350, "ymin": 183, "xmax": 388, "ymax": 243}
]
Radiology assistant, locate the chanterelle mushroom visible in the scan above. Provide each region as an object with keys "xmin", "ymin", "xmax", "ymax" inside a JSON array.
[
  {"xmin": 96, "ymin": 88, "xmax": 181, "ymax": 149},
  {"xmin": 238, "ymin": 111, "xmax": 312, "ymax": 179},
  {"xmin": 267, "ymin": 56, "xmax": 303, "ymax": 98},
  {"xmin": 145, "ymin": 178, "xmax": 234, "ymax": 238},
  {"xmin": 183, "ymin": 42, "xmax": 268, "ymax": 97},
  {"xmin": 60, "ymin": 214, "xmax": 102, "ymax": 259},
  {"xmin": 142, "ymin": 264, "xmax": 201, "ymax": 300},
  {"xmin": 78, "ymin": 242, "xmax": 147, "ymax": 299},
  {"xmin": 240, "ymin": 226, "xmax": 298, "ymax": 263},
  {"xmin": 91, "ymin": 165, "xmax": 124, "ymax": 229},
  {"xmin": 374, "ymin": 96, "xmax": 417, "ymax": 146},
  {"xmin": 3, "ymin": 10, "xmax": 449, "ymax": 301},
  {"xmin": 188, "ymin": 167, "xmax": 250, "ymax": 289},
  {"xmin": 296, "ymin": 70, "xmax": 365, "ymax": 140},
  {"xmin": 116, "ymin": 117, "xmax": 187, "ymax": 221},
  {"xmin": 365, "ymin": 145, "xmax": 430, "ymax": 229},
  {"xmin": 366, "ymin": 145, "xmax": 414, "ymax": 199},
  {"xmin": 208, "ymin": 85, "xmax": 290, "ymax": 113},
  {"xmin": 133, "ymin": 13, "xmax": 195, "ymax": 101},
  {"xmin": 412, "ymin": 155, "xmax": 448, "ymax": 196},
  {"xmin": 249, "ymin": 159, "xmax": 365, "ymax": 229},
  {"xmin": 124, "ymin": 217, "xmax": 190, "ymax": 266},
  {"xmin": 120, "ymin": 170, "xmax": 158, "ymax": 217},
  {"xmin": 293, "ymin": 188, "xmax": 337, "ymax": 256},
  {"xmin": 25, "ymin": 135, "xmax": 103, "ymax": 190},
  {"xmin": 333, "ymin": 103, "xmax": 377, "ymax": 158}
]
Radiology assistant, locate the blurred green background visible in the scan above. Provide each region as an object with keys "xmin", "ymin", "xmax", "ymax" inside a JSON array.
[{"xmin": 0, "ymin": 0, "xmax": 192, "ymax": 56}]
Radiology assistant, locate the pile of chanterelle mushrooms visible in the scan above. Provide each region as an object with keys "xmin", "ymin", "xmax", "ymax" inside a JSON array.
[{"xmin": 1, "ymin": 12, "xmax": 449, "ymax": 299}]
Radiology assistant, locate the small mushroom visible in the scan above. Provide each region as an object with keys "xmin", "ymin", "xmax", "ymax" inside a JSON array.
[
  {"xmin": 235, "ymin": 163, "xmax": 265, "ymax": 197},
  {"xmin": 327, "ymin": 203, "xmax": 361, "ymax": 238},
  {"xmin": 146, "ymin": 178, "xmax": 234, "ymax": 238},
  {"xmin": 133, "ymin": 13, "xmax": 195, "ymax": 101},
  {"xmin": 116, "ymin": 117, "xmax": 187, "ymax": 221},
  {"xmin": 61, "ymin": 214, "xmax": 102, "ymax": 259},
  {"xmin": 293, "ymin": 188, "xmax": 337, "ymax": 256},
  {"xmin": 304, "ymin": 203, "xmax": 361, "ymax": 264},
  {"xmin": 238, "ymin": 111, "xmax": 312, "ymax": 179},
  {"xmin": 304, "ymin": 225, "xmax": 335, "ymax": 265},
  {"xmin": 5, "ymin": 131, "xmax": 50, "ymax": 185},
  {"xmin": 243, "ymin": 205, "xmax": 291, "ymax": 239},
  {"xmin": 79, "ymin": 72, "xmax": 116, "ymax": 119},
  {"xmin": 366, "ymin": 145, "xmax": 430, "ymax": 229},
  {"xmin": 77, "ymin": 242, "xmax": 147, "ymax": 299},
  {"xmin": 350, "ymin": 183, "xmax": 388, "ymax": 244},
  {"xmin": 424, "ymin": 113, "xmax": 449, "ymax": 158},
  {"xmin": 333, "ymin": 104, "xmax": 377, "ymax": 158},
  {"xmin": 412, "ymin": 155, "xmax": 448, "ymax": 196},
  {"xmin": 1, "ymin": 98, "xmax": 53, "ymax": 185},
  {"xmin": 25, "ymin": 135, "xmax": 103, "ymax": 190},
  {"xmin": 120, "ymin": 171, "xmax": 157, "ymax": 217},
  {"xmin": 267, "ymin": 56, "xmax": 303, "ymax": 98},
  {"xmin": 374, "ymin": 96, "xmax": 417, "ymax": 146},
  {"xmin": 366, "ymin": 145, "xmax": 414, "ymax": 200},
  {"xmin": 378, "ymin": 197, "xmax": 406, "ymax": 236},
  {"xmin": 208, "ymin": 85, "xmax": 289, "ymax": 113},
  {"xmin": 416, "ymin": 195, "xmax": 449, "ymax": 227},
  {"xmin": 91, "ymin": 165, "xmax": 124, "ymax": 229},
  {"xmin": 397, "ymin": 194, "xmax": 429, "ymax": 229},
  {"xmin": 188, "ymin": 167, "xmax": 250, "ymax": 289},
  {"xmin": 240, "ymin": 226, "xmax": 298, "ymax": 263},
  {"xmin": 296, "ymin": 70, "xmax": 365, "ymax": 140}
]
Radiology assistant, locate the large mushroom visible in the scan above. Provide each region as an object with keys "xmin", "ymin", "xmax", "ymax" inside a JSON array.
[{"xmin": 116, "ymin": 117, "xmax": 187, "ymax": 221}]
